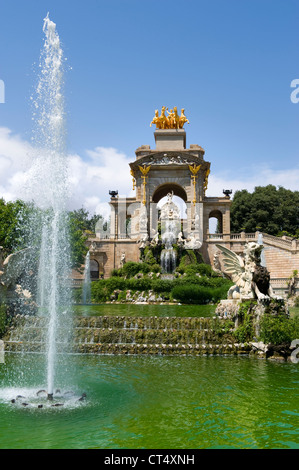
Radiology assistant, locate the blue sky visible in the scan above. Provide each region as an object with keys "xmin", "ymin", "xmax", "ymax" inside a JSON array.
[{"xmin": 0, "ymin": 0, "xmax": 298, "ymax": 215}]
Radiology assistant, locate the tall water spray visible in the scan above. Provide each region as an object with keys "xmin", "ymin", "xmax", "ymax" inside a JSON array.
[
  {"xmin": 30, "ymin": 14, "xmax": 72, "ymax": 399},
  {"xmin": 82, "ymin": 251, "xmax": 91, "ymax": 304}
]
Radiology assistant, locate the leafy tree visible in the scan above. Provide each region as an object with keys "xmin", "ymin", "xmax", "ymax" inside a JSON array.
[
  {"xmin": 231, "ymin": 185, "xmax": 299, "ymax": 236},
  {"xmin": 0, "ymin": 198, "xmax": 35, "ymax": 257},
  {"xmin": 69, "ymin": 207, "xmax": 102, "ymax": 233},
  {"xmin": 67, "ymin": 211, "xmax": 89, "ymax": 270},
  {"xmin": 0, "ymin": 199, "xmax": 101, "ymax": 270}
]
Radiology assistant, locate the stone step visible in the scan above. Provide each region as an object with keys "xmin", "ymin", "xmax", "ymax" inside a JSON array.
[{"xmin": 3, "ymin": 314, "xmax": 238, "ymax": 355}]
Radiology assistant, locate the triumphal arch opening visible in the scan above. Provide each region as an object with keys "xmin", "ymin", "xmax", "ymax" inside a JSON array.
[{"xmin": 84, "ymin": 107, "xmax": 232, "ymax": 278}]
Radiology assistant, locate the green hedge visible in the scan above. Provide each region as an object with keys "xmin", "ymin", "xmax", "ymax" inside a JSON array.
[
  {"xmin": 259, "ymin": 314, "xmax": 299, "ymax": 345},
  {"xmin": 81, "ymin": 257, "xmax": 234, "ymax": 304},
  {"xmin": 89, "ymin": 274, "xmax": 233, "ymax": 303},
  {"xmin": 171, "ymin": 284, "xmax": 230, "ymax": 305}
]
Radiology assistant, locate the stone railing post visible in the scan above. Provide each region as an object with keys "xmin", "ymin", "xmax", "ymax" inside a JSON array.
[{"xmin": 291, "ymin": 238, "xmax": 297, "ymax": 252}]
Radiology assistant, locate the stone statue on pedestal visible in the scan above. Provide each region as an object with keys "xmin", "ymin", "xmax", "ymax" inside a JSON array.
[{"xmin": 216, "ymin": 242, "xmax": 281, "ymax": 302}]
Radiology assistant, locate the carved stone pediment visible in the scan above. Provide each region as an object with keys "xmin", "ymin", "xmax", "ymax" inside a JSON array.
[{"xmin": 130, "ymin": 151, "xmax": 207, "ymax": 171}]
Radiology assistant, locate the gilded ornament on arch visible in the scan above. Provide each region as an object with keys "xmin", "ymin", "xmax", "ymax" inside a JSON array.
[
  {"xmin": 130, "ymin": 169, "xmax": 136, "ymax": 190},
  {"xmin": 138, "ymin": 164, "xmax": 151, "ymax": 205},
  {"xmin": 189, "ymin": 164, "xmax": 201, "ymax": 205},
  {"xmin": 150, "ymin": 106, "xmax": 189, "ymax": 129},
  {"xmin": 188, "ymin": 163, "xmax": 201, "ymax": 176},
  {"xmin": 138, "ymin": 164, "xmax": 151, "ymax": 176},
  {"xmin": 203, "ymin": 168, "xmax": 210, "ymax": 192}
]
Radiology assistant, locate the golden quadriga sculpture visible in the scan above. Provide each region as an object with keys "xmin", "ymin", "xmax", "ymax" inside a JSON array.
[{"xmin": 150, "ymin": 106, "xmax": 189, "ymax": 129}]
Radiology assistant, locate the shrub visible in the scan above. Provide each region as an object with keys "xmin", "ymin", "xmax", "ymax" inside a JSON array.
[
  {"xmin": 105, "ymin": 277, "xmax": 127, "ymax": 292},
  {"xmin": 126, "ymin": 277, "xmax": 152, "ymax": 291},
  {"xmin": 149, "ymin": 263, "xmax": 161, "ymax": 273},
  {"xmin": 196, "ymin": 264, "xmax": 214, "ymax": 277},
  {"xmin": 259, "ymin": 314, "xmax": 299, "ymax": 345},
  {"xmin": 233, "ymin": 313, "xmax": 254, "ymax": 342},
  {"xmin": 110, "ymin": 268, "xmax": 122, "ymax": 277},
  {"xmin": 91, "ymin": 282, "xmax": 109, "ymax": 302},
  {"xmin": 171, "ymin": 284, "xmax": 226, "ymax": 304},
  {"xmin": 151, "ymin": 279, "xmax": 174, "ymax": 293},
  {"xmin": 110, "ymin": 262, "xmax": 153, "ymax": 278},
  {"xmin": 119, "ymin": 262, "xmax": 140, "ymax": 277},
  {"xmin": 176, "ymin": 251, "xmax": 197, "ymax": 273},
  {"xmin": 143, "ymin": 247, "xmax": 159, "ymax": 266},
  {"xmin": 184, "ymin": 263, "xmax": 204, "ymax": 276},
  {"xmin": 175, "ymin": 275, "xmax": 232, "ymax": 291}
]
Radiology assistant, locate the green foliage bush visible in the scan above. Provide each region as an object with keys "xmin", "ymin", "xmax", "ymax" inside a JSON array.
[
  {"xmin": 89, "ymin": 264, "xmax": 233, "ymax": 303},
  {"xmin": 184, "ymin": 263, "xmax": 204, "ymax": 276},
  {"xmin": 233, "ymin": 314, "xmax": 254, "ymax": 343},
  {"xmin": 112, "ymin": 261, "xmax": 152, "ymax": 278},
  {"xmin": 232, "ymin": 301, "xmax": 256, "ymax": 343},
  {"xmin": 126, "ymin": 277, "xmax": 153, "ymax": 291},
  {"xmin": 259, "ymin": 314, "xmax": 299, "ymax": 345},
  {"xmin": 171, "ymin": 284, "xmax": 227, "ymax": 305},
  {"xmin": 151, "ymin": 279, "xmax": 174, "ymax": 293}
]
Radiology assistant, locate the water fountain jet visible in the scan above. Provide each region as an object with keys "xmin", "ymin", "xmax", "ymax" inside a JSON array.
[
  {"xmin": 26, "ymin": 13, "xmax": 72, "ymax": 401},
  {"xmin": 82, "ymin": 251, "xmax": 91, "ymax": 304}
]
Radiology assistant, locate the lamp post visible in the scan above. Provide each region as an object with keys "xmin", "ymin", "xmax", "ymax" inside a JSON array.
[{"xmin": 223, "ymin": 189, "xmax": 232, "ymax": 198}]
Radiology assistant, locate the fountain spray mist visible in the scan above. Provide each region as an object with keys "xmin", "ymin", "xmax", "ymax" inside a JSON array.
[
  {"xmin": 30, "ymin": 13, "xmax": 72, "ymax": 399},
  {"xmin": 82, "ymin": 251, "xmax": 91, "ymax": 305}
]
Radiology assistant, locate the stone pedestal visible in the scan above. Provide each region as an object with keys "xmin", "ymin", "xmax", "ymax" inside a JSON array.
[{"xmin": 154, "ymin": 129, "xmax": 186, "ymax": 150}]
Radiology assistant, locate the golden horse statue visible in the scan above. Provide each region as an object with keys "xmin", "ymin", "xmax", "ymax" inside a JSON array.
[
  {"xmin": 150, "ymin": 106, "xmax": 189, "ymax": 129},
  {"xmin": 179, "ymin": 108, "xmax": 189, "ymax": 128},
  {"xmin": 150, "ymin": 110, "xmax": 160, "ymax": 128}
]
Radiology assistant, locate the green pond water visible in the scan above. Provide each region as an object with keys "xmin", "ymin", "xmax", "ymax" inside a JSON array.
[
  {"xmin": 0, "ymin": 353, "xmax": 298, "ymax": 449},
  {"xmin": 73, "ymin": 303, "xmax": 216, "ymax": 317}
]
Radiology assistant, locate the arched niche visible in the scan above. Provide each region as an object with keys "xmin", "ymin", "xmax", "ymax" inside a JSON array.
[
  {"xmin": 90, "ymin": 259, "xmax": 99, "ymax": 280},
  {"xmin": 208, "ymin": 209, "xmax": 223, "ymax": 234},
  {"xmin": 152, "ymin": 183, "xmax": 188, "ymax": 204}
]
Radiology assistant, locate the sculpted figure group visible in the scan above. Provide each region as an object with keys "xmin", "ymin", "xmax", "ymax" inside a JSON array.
[
  {"xmin": 150, "ymin": 106, "xmax": 189, "ymax": 129},
  {"xmin": 216, "ymin": 242, "xmax": 281, "ymax": 302}
]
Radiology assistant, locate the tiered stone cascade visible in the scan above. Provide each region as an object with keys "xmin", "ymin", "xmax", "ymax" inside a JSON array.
[{"xmin": 3, "ymin": 314, "xmax": 253, "ymax": 356}]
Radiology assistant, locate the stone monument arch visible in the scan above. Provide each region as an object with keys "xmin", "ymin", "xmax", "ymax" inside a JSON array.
[
  {"xmin": 71, "ymin": 106, "xmax": 299, "ymax": 289},
  {"xmin": 127, "ymin": 107, "xmax": 230, "ymax": 248},
  {"xmin": 85, "ymin": 107, "xmax": 232, "ymax": 276}
]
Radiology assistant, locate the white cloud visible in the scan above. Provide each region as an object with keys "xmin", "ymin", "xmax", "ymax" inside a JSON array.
[
  {"xmin": 0, "ymin": 127, "xmax": 32, "ymax": 201},
  {"xmin": 67, "ymin": 147, "xmax": 134, "ymax": 218},
  {"xmin": 0, "ymin": 127, "xmax": 298, "ymax": 219}
]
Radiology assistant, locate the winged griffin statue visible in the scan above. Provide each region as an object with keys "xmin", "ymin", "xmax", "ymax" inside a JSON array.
[{"xmin": 216, "ymin": 242, "xmax": 280, "ymax": 302}]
